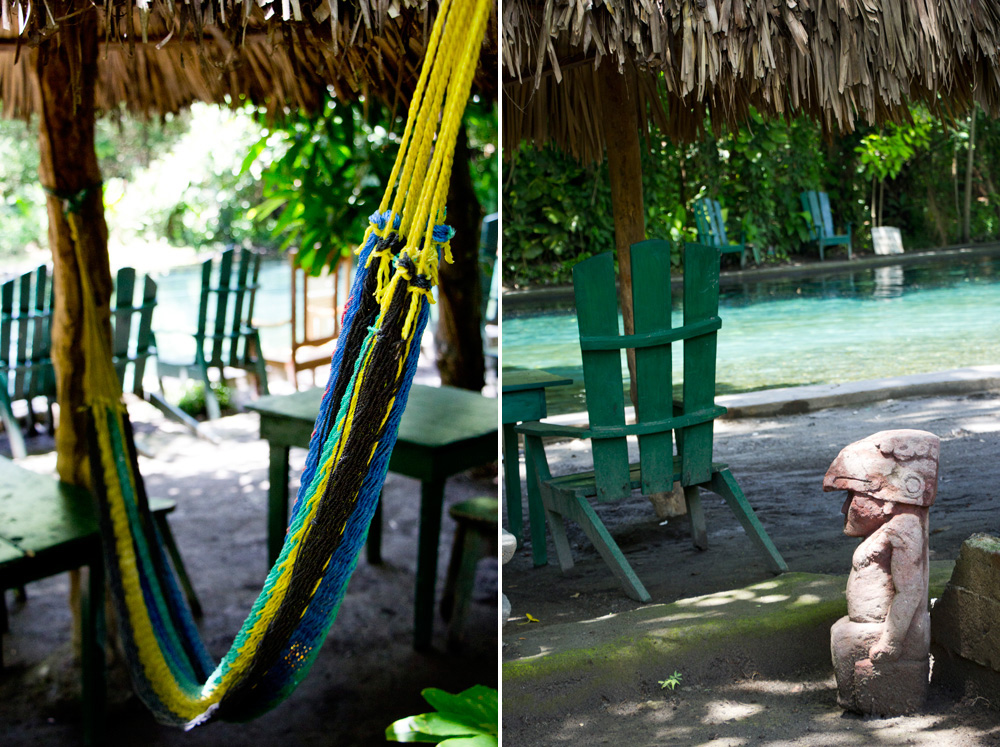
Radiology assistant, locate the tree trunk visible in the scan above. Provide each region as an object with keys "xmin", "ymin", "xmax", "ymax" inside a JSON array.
[
  {"xmin": 435, "ymin": 122, "xmax": 485, "ymax": 391},
  {"xmin": 963, "ymin": 105, "xmax": 976, "ymax": 243},
  {"xmin": 32, "ymin": 2, "xmax": 112, "ymax": 487},
  {"xmin": 597, "ymin": 59, "xmax": 645, "ymax": 405}
]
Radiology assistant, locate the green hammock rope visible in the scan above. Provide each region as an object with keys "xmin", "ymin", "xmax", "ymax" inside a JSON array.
[{"xmin": 59, "ymin": 0, "xmax": 492, "ymax": 727}]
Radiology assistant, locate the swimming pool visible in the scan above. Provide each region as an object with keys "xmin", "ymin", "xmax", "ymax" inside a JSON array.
[{"xmin": 502, "ymin": 253, "xmax": 1000, "ymax": 415}]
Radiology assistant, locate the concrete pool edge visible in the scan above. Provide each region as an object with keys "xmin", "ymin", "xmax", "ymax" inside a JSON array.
[
  {"xmin": 501, "ymin": 240, "xmax": 1000, "ymax": 310},
  {"xmin": 503, "ymin": 563, "xmax": 956, "ymax": 719},
  {"xmin": 534, "ymin": 365, "xmax": 1000, "ymax": 425},
  {"xmin": 718, "ymin": 365, "xmax": 1000, "ymax": 419}
]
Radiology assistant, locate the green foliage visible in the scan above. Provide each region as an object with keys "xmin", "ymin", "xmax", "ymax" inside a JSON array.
[
  {"xmin": 659, "ymin": 671, "xmax": 683, "ymax": 690},
  {"xmin": 464, "ymin": 97, "xmax": 499, "ymax": 214},
  {"xmin": 241, "ymin": 95, "xmax": 399, "ymax": 274},
  {"xmin": 176, "ymin": 381, "xmax": 233, "ymax": 418},
  {"xmin": 500, "ymin": 146, "xmax": 612, "ymax": 286},
  {"xmin": 107, "ymin": 104, "xmax": 267, "ymax": 250},
  {"xmin": 855, "ymin": 108, "xmax": 933, "ymax": 183},
  {"xmin": 244, "ymin": 95, "xmax": 498, "ymax": 276},
  {"xmin": 386, "ymin": 685, "xmax": 498, "ymax": 746},
  {"xmin": 0, "ymin": 117, "xmax": 46, "ymax": 257}
]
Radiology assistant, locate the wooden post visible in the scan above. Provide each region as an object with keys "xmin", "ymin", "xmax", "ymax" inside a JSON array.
[
  {"xmin": 32, "ymin": 2, "xmax": 112, "ymax": 487},
  {"xmin": 598, "ymin": 61, "xmax": 685, "ymax": 517},
  {"xmin": 436, "ymin": 122, "xmax": 486, "ymax": 391},
  {"xmin": 597, "ymin": 58, "xmax": 645, "ymax": 401}
]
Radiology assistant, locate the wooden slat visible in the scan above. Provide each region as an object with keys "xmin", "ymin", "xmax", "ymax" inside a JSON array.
[
  {"xmin": 132, "ymin": 275, "xmax": 157, "ymax": 395},
  {"xmin": 710, "ymin": 199, "xmax": 730, "ymax": 245},
  {"xmin": 819, "ymin": 191, "xmax": 836, "ymax": 236},
  {"xmin": 28, "ymin": 266, "xmax": 53, "ymax": 400},
  {"xmin": 573, "ymin": 251, "xmax": 630, "ymax": 502},
  {"xmin": 807, "ymin": 191, "xmax": 823, "ymax": 238},
  {"xmin": 630, "ymin": 239, "xmax": 675, "ymax": 496},
  {"xmin": 14, "ymin": 272, "xmax": 31, "ymax": 401},
  {"xmin": 679, "ymin": 243, "xmax": 720, "ymax": 486},
  {"xmin": 211, "ymin": 249, "xmax": 234, "ymax": 367},
  {"xmin": 112, "ymin": 267, "xmax": 136, "ymax": 384}
]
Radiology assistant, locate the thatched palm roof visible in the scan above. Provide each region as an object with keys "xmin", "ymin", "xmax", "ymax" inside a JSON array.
[
  {"xmin": 503, "ymin": 0, "xmax": 1000, "ymax": 161},
  {"xmin": 0, "ymin": 0, "xmax": 497, "ymax": 118}
]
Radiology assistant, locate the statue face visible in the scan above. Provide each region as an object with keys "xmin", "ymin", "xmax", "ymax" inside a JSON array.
[{"xmin": 841, "ymin": 492, "xmax": 891, "ymax": 537}]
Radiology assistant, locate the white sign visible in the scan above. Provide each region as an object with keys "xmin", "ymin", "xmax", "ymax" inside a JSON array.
[{"xmin": 871, "ymin": 227, "xmax": 904, "ymax": 255}]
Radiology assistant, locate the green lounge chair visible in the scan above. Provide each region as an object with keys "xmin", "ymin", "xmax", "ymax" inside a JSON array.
[
  {"xmin": 800, "ymin": 190, "xmax": 852, "ymax": 260},
  {"xmin": 517, "ymin": 241, "xmax": 787, "ymax": 601},
  {"xmin": 693, "ymin": 197, "xmax": 760, "ymax": 267}
]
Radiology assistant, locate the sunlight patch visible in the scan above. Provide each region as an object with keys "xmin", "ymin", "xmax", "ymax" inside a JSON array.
[{"xmin": 702, "ymin": 700, "xmax": 764, "ymax": 725}]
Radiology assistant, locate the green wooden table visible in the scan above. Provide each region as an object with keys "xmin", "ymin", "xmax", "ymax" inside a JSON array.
[
  {"xmin": 0, "ymin": 457, "xmax": 105, "ymax": 745},
  {"xmin": 501, "ymin": 368, "xmax": 572, "ymax": 557},
  {"xmin": 247, "ymin": 384, "xmax": 498, "ymax": 651}
]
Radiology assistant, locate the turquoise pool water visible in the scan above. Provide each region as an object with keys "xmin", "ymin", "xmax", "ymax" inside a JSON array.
[{"xmin": 502, "ymin": 255, "xmax": 1000, "ymax": 415}]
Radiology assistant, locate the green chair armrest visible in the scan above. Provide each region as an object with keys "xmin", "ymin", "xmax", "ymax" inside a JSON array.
[{"xmin": 515, "ymin": 420, "xmax": 590, "ymax": 440}]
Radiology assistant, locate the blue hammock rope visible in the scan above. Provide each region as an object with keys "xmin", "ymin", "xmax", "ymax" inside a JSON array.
[{"xmin": 68, "ymin": 0, "xmax": 492, "ymax": 726}]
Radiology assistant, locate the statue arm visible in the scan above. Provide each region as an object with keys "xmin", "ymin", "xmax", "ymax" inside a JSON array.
[{"xmin": 870, "ymin": 516, "xmax": 923, "ymax": 663}]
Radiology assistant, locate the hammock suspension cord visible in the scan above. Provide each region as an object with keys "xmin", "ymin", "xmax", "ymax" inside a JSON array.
[{"xmin": 60, "ymin": 0, "xmax": 493, "ymax": 727}]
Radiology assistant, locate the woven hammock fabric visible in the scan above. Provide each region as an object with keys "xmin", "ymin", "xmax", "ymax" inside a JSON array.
[{"xmin": 64, "ymin": 0, "xmax": 492, "ymax": 728}]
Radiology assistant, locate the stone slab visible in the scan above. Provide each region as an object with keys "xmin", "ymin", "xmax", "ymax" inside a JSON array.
[{"xmin": 944, "ymin": 533, "xmax": 1000, "ymax": 599}]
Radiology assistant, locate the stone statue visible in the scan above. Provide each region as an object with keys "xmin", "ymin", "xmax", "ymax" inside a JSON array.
[{"xmin": 822, "ymin": 429, "xmax": 940, "ymax": 716}]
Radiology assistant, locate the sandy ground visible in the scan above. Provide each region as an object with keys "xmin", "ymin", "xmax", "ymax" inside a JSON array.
[
  {"xmin": 503, "ymin": 390, "xmax": 1000, "ymax": 745},
  {"xmin": 0, "ymin": 369, "xmax": 499, "ymax": 746}
]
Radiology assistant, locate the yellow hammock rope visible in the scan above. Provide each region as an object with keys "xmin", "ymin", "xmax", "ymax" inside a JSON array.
[{"xmin": 57, "ymin": 0, "xmax": 493, "ymax": 727}]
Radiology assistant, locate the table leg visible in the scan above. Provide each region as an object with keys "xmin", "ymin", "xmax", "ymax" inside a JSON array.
[
  {"xmin": 413, "ymin": 477, "xmax": 446, "ymax": 651},
  {"xmin": 82, "ymin": 558, "xmax": 106, "ymax": 747},
  {"xmin": 267, "ymin": 444, "xmax": 291, "ymax": 566},
  {"xmin": 501, "ymin": 423, "xmax": 523, "ymax": 545}
]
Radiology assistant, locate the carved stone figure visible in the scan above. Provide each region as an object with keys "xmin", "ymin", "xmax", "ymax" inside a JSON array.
[{"xmin": 822, "ymin": 429, "xmax": 940, "ymax": 715}]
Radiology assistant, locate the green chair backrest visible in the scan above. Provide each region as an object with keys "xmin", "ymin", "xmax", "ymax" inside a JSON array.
[
  {"xmin": 480, "ymin": 213, "xmax": 499, "ymax": 323},
  {"xmin": 801, "ymin": 190, "xmax": 837, "ymax": 239},
  {"xmin": 111, "ymin": 267, "xmax": 158, "ymax": 397},
  {"xmin": 0, "ymin": 265, "xmax": 56, "ymax": 404},
  {"xmin": 572, "ymin": 241, "xmax": 726, "ymax": 503},
  {"xmin": 693, "ymin": 198, "xmax": 730, "ymax": 247},
  {"xmin": 0, "ymin": 265, "xmax": 158, "ymax": 406},
  {"xmin": 195, "ymin": 247, "xmax": 263, "ymax": 371}
]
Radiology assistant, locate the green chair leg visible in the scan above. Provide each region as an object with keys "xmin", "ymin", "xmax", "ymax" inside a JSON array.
[
  {"xmin": 555, "ymin": 492, "xmax": 651, "ymax": 603},
  {"xmin": 0, "ymin": 377, "xmax": 26, "ymax": 459},
  {"xmin": 522, "ymin": 435, "xmax": 551, "ymax": 567},
  {"xmin": 501, "ymin": 423, "xmax": 523, "ymax": 545},
  {"xmin": 709, "ymin": 469, "xmax": 788, "ymax": 574},
  {"xmin": 194, "ymin": 351, "xmax": 220, "ymax": 421},
  {"xmin": 153, "ymin": 511, "xmax": 203, "ymax": 618},
  {"xmin": 439, "ymin": 497, "xmax": 498, "ymax": 651},
  {"xmin": 684, "ymin": 484, "xmax": 708, "ymax": 550}
]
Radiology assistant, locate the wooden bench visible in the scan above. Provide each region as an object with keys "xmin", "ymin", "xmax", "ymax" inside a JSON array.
[
  {"xmin": 0, "ymin": 457, "xmax": 200, "ymax": 743},
  {"xmin": 0, "ymin": 458, "xmax": 105, "ymax": 744}
]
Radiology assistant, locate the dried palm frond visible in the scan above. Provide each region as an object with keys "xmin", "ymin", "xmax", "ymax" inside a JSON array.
[
  {"xmin": 0, "ymin": 0, "xmax": 497, "ymax": 118},
  {"xmin": 503, "ymin": 0, "xmax": 1000, "ymax": 160}
]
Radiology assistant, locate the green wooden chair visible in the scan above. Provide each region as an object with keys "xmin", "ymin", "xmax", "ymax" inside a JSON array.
[
  {"xmin": 516, "ymin": 241, "xmax": 787, "ymax": 602},
  {"xmin": 156, "ymin": 247, "xmax": 269, "ymax": 420},
  {"xmin": 0, "ymin": 266, "xmax": 57, "ymax": 458},
  {"xmin": 693, "ymin": 198, "xmax": 760, "ymax": 267},
  {"xmin": 800, "ymin": 190, "xmax": 852, "ymax": 260}
]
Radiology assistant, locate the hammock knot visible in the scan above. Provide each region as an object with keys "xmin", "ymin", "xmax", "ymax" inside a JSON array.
[{"xmin": 43, "ymin": 181, "xmax": 103, "ymax": 215}]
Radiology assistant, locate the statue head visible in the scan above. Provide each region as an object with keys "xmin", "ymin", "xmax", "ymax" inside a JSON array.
[{"xmin": 823, "ymin": 430, "xmax": 940, "ymax": 536}]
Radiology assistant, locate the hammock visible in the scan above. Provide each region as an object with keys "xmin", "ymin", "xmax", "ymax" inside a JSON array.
[{"xmin": 59, "ymin": 0, "xmax": 492, "ymax": 728}]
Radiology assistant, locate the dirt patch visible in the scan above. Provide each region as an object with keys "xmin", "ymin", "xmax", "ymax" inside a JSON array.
[
  {"xmin": 1, "ymin": 393, "xmax": 498, "ymax": 745},
  {"xmin": 503, "ymin": 391, "xmax": 1000, "ymax": 745}
]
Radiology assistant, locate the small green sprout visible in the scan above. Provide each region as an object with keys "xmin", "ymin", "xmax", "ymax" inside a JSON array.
[{"xmin": 658, "ymin": 671, "xmax": 683, "ymax": 691}]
